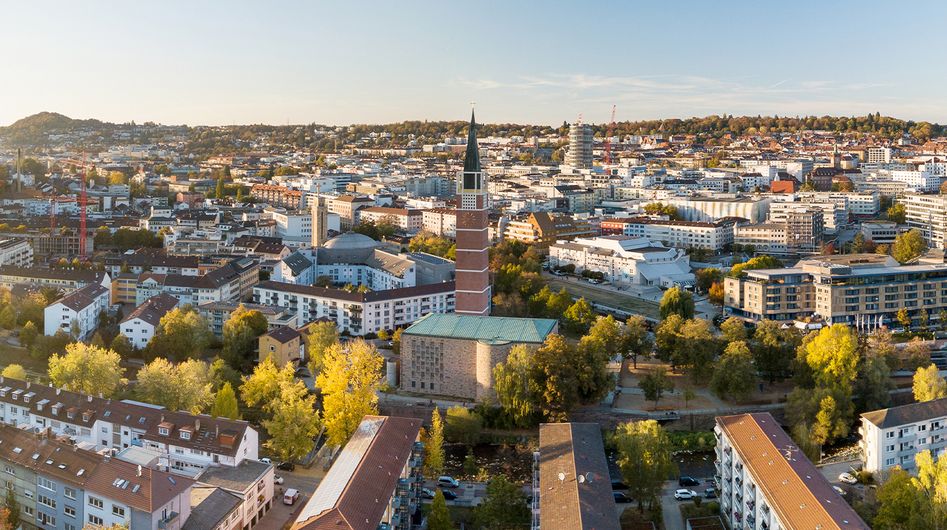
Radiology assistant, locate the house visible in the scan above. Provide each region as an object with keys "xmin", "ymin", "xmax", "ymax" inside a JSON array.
[
  {"xmin": 258, "ymin": 326, "xmax": 303, "ymax": 366},
  {"xmin": 119, "ymin": 293, "xmax": 180, "ymax": 349},
  {"xmin": 196, "ymin": 460, "xmax": 275, "ymax": 530},
  {"xmin": 182, "ymin": 485, "xmax": 243, "ymax": 530},
  {"xmin": 859, "ymin": 397, "xmax": 947, "ymax": 474},
  {"xmin": 43, "ymin": 282, "xmax": 111, "ymax": 339}
]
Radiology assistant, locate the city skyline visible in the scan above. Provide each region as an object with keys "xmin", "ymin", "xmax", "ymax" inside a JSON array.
[{"xmin": 4, "ymin": 0, "xmax": 947, "ymax": 127}]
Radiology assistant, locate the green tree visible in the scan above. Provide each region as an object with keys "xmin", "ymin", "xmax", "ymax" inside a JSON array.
[
  {"xmin": 892, "ymin": 229, "xmax": 928, "ymax": 264},
  {"xmin": 210, "ymin": 382, "xmax": 241, "ymax": 419},
  {"xmin": 614, "ymin": 420, "xmax": 677, "ymax": 512},
  {"xmin": 639, "ymin": 368, "xmax": 673, "ymax": 409},
  {"xmin": 305, "ymin": 321, "xmax": 339, "ymax": 375},
  {"xmin": 655, "ymin": 314, "xmax": 684, "ymax": 361},
  {"xmin": 493, "ymin": 345, "xmax": 538, "ymax": 427},
  {"xmin": 240, "ymin": 356, "xmax": 296, "ymax": 410},
  {"xmin": 263, "ymin": 381, "xmax": 321, "ymax": 462},
  {"xmin": 30, "ymin": 330, "xmax": 71, "ymax": 361},
  {"xmin": 427, "ymin": 490, "xmax": 453, "ymax": 530},
  {"xmin": 110, "ymin": 333, "xmax": 134, "ymax": 357},
  {"xmin": 751, "ymin": 320, "xmax": 798, "ymax": 382},
  {"xmin": 426, "ymin": 408, "xmax": 445, "ymax": 475},
  {"xmin": 444, "ymin": 406, "xmax": 482, "ymax": 446},
  {"xmin": 874, "ymin": 467, "xmax": 931, "ymax": 530},
  {"xmin": 3, "ymin": 486, "xmax": 19, "ymax": 530},
  {"xmin": 695, "ymin": 268, "xmax": 723, "ymax": 293},
  {"xmin": 148, "ymin": 305, "xmax": 212, "ymax": 361},
  {"xmin": 711, "ymin": 341, "xmax": 756, "ymax": 402},
  {"xmin": 1, "ymin": 364, "xmax": 27, "ymax": 380},
  {"xmin": 659, "ymin": 286, "xmax": 695, "ymax": 319},
  {"xmin": 135, "ymin": 358, "xmax": 213, "ymax": 413},
  {"xmin": 221, "ymin": 304, "xmax": 268, "ymax": 368},
  {"xmin": 855, "ymin": 347, "xmax": 893, "ymax": 412},
  {"xmin": 720, "ymin": 317, "xmax": 748, "ymax": 343},
  {"xmin": 585, "ymin": 315, "xmax": 622, "ymax": 358},
  {"xmin": 914, "ymin": 364, "xmax": 947, "ymax": 403},
  {"xmin": 898, "ymin": 307, "xmax": 913, "ymax": 331},
  {"xmin": 563, "ymin": 298, "xmax": 596, "ymax": 334},
  {"xmin": 677, "ymin": 318, "xmax": 720, "ymax": 378},
  {"xmin": 48, "ymin": 343, "xmax": 125, "ymax": 397},
  {"xmin": 887, "ymin": 202, "xmax": 907, "ymax": 224},
  {"xmin": 472, "ymin": 475, "xmax": 530, "ymax": 529},
  {"xmin": 0, "ymin": 305, "xmax": 15, "ymax": 329},
  {"xmin": 530, "ymin": 334, "xmax": 581, "ymax": 420},
  {"xmin": 729, "ymin": 255, "xmax": 781, "ymax": 278},
  {"xmin": 620, "ymin": 315, "xmax": 653, "ymax": 369},
  {"xmin": 18, "ymin": 320, "xmax": 38, "ymax": 349},
  {"xmin": 317, "ymin": 339, "xmax": 383, "ymax": 446}
]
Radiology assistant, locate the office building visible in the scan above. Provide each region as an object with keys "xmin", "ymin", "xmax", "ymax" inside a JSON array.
[
  {"xmin": 600, "ymin": 217, "xmax": 737, "ymax": 251},
  {"xmin": 903, "ymin": 194, "xmax": 947, "ymax": 249},
  {"xmin": 565, "ymin": 122, "xmax": 593, "ymax": 169},
  {"xmin": 455, "ymin": 111, "xmax": 491, "ymax": 316},
  {"xmin": 549, "ymin": 236, "xmax": 695, "ymax": 288}
]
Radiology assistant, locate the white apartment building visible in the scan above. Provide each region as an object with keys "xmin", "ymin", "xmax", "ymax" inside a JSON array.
[
  {"xmin": 733, "ymin": 223, "xmax": 789, "ymax": 254},
  {"xmin": 197, "ymin": 460, "xmax": 275, "ymax": 530},
  {"xmin": 421, "ymin": 208, "xmax": 457, "ymax": 237},
  {"xmin": 253, "ymin": 280, "xmax": 455, "ymax": 336},
  {"xmin": 358, "ymin": 207, "xmax": 423, "ymax": 234},
  {"xmin": 889, "ymin": 169, "xmax": 939, "ymax": 192},
  {"xmin": 43, "ymin": 283, "xmax": 111, "ymax": 339},
  {"xmin": 601, "ymin": 218, "xmax": 736, "ymax": 251},
  {"xmin": 859, "ymin": 398, "xmax": 947, "ymax": 474},
  {"xmin": 867, "ymin": 147, "xmax": 894, "ymax": 164},
  {"xmin": 715, "ymin": 413, "xmax": 869, "ymax": 530},
  {"xmin": 135, "ymin": 258, "xmax": 258, "ymax": 307},
  {"xmin": 0, "ymin": 238, "xmax": 33, "ymax": 267},
  {"xmin": 548, "ymin": 236, "xmax": 694, "ymax": 288},
  {"xmin": 795, "ymin": 191, "xmax": 881, "ymax": 217},
  {"xmin": 903, "ymin": 194, "xmax": 947, "ymax": 249},
  {"xmin": 264, "ymin": 207, "xmax": 312, "ymax": 248},
  {"xmin": 118, "ymin": 293, "xmax": 179, "ymax": 349},
  {"xmin": 769, "ymin": 200, "xmax": 845, "ymax": 234}
]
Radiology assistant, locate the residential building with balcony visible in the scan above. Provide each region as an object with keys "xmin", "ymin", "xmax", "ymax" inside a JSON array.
[
  {"xmin": 43, "ymin": 282, "xmax": 111, "ymax": 340},
  {"xmin": 859, "ymin": 397, "xmax": 947, "ymax": 474},
  {"xmin": 600, "ymin": 217, "xmax": 738, "ymax": 251},
  {"xmin": 119, "ymin": 293, "xmax": 179, "ymax": 349},
  {"xmin": 715, "ymin": 413, "xmax": 868, "ymax": 530}
]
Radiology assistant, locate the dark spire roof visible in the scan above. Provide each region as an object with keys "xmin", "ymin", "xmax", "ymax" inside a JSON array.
[{"xmin": 463, "ymin": 110, "xmax": 481, "ymax": 174}]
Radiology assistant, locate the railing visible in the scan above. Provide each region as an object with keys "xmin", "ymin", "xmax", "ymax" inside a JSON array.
[{"xmin": 531, "ymin": 451, "xmax": 540, "ymax": 530}]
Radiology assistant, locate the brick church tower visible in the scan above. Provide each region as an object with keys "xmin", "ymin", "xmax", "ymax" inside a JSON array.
[{"xmin": 454, "ymin": 111, "xmax": 491, "ymax": 315}]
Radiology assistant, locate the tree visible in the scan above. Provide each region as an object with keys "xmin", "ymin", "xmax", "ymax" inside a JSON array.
[
  {"xmin": 720, "ymin": 317, "xmax": 748, "ymax": 343},
  {"xmin": 305, "ymin": 321, "xmax": 339, "ymax": 375},
  {"xmin": 425, "ymin": 408, "xmax": 446, "ymax": 476},
  {"xmin": 892, "ymin": 229, "xmax": 928, "ymax": 264},
  {"xmin": 695, "ymin": 268, "xmax": 723, "ymax": 293},
  {"xmin": 211, "ymin": 382, "xmax": 240, "ymax": 419},
  {"xmin": 110, "ymin": 334, "xmax": 133, "ymax": 357},
  {"xmin": 659, "ymin": 286, "xmax": 695, "ymax": 319},
  {"xmin": 677, "ymin": 318, "xmax": 720, "ymax": 378},
  {"xmin": 856, "ymin": 347, "xmax": 893, "ymax": 412},
  {"xmin": 472, "ymin": 475, "xmax": 530, "ymax": 529},
  {"xmin": 0, "ymin": 306, "xmax": 15, "ymax": 330},
  {"xmin": 751, "ymin": 320, "xmax": 798, "ymax": 382},
  {"xmin": 708, "ymin": 282, "xmax": 725, "ymax": 307},
  {"xmin": 391, "ymin": 327, "xmax": 403, "ymax": 355},
  {"xmin": 639, "ymin": 368, "xmax": 673, "ymax": 409},
  {"xmin": 914, "ymin": 364, "xmax": 947, "ymax": 403},
  {"xmin": 614, "ymin": 420, "xmax": 677, "ymax": 512},
  {"xmin": 444, "ymin": 405, "xmax": 482, "ymax": 446},
  {"xmin": 801, "ymin": 324, "xmax": 859, "ymax": 388},
  {"xmin": 241, "ymin": 356, "xmax": 296, "ymax": 411},
  {"xmin": 585, "ymin": 315, "xmax": 622, "ymax": 358},
  {"xmin": 18, "ymin": 320, "xmax": 37, "ymax": 349},
  {"xmin": 874, "ymin": 467, "xmax": 932, "ymax": 530},
  {"xmin": 263, "ymin": 381, "xmax": 321, "ymax": 462},
  {"xmin": 620, "ymin": 315, "xmax": 653, "ymax": 369},
  {"xmin": 711, "ymin": 341, "xmax": 756, "ymax": 402},
  {"xmin": 148, "ymin": 305, "xmax": 212, "ymax": 361},
  {"xmin": 48, "ymin": 343, "xmax": 125, "ymax": 397},
  {"xmin": 3, "ymin": 487, "xmax": 18, "ymax": 530},
  {"xmin": 493, "ymin": 345, "xmax": 538, "ymax": 427},
  {"xmin": 904, "ymin": 338, "xmax": 933, "ymax": 372},
  {"xmin": 30, "ymin": 330, "xmax": 71, "ymax": 361},
  {"xmin": 729, "ymin": 255, "xmax": 781, "ymax": 278},
  {"xmin": 563, "ymin": 298, "xmax": 596, "ymax": 334},
  {"xmin": 317, "ymin": 339, "xmax": 383, "ymax": 446},
  {"xmin": 221, "ymin": 305, "xmax": 268, "ymax": 368},
  {"xmin": 1, "ymin": 364, "xmax": 26, "ymax": 380},
  {"xmin": 898, "ymin": 307, "xmax": 913, "ymax": 331},
  {"xmin": 136, "ymin": 358, "xmax": 213, "ymax": 413},
  {"xmin": 887, "ymin": 202, "xmax": 907, "ymax": 224},
  {"xmin": 530, "ymin": 334, "xmax": 581, "ymax": 420},
  {"xmin": 428, "ymin": 489, "xmax": 453, "ymax": 530}
]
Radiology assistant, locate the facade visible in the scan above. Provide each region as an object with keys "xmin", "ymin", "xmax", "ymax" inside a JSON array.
[
  {"xmin": 0, "ymin": 267, "xmax": 110, "ymax": 292},
  {"xmin": 903, "ymin": 194, "xmax": 947, "ymax": 249},
  {"xmin": 253, "ymin": 280, "xmax": 455, "ymax": 336},
  {"xmin": 258, "ymin": 326, "xmax": 303, "ymax": 365},
  {"xmin": 770, "ymin": 200, "xmax": 843, "ymax": 234},
  {"xmin": 105, "ymin": 249, "xmax": 201, "ymax": 277},
  {"xmin": 357, "ymin": 207, "xmax": 423, "ymax": 234},
  {"xmin": 328, "ymin": 195, "xmax": 375, "ymax": 230},
  {"xmin": 549, "ymin": 236, "xmax": 695, "ymax": 288},
  {"xmin": 43, "ymin": 283, "xmax": 111, "ymax": 339},
  {"xmin": 292, "ymin": 416, "xmax": 423, "ymax": 530},
  {"xmin": 733, "ymin": 209, "xmax": 823, "ymax": 254},
  {"xmin": 565, "ymin": 123, "xmax": 593, "ymax": 169},
  {"xmin": 860, "ymin": 220, "xmax": 898, "ymax": 245},
  {"xmin": 503, "ymin": 212, "xmax": 597, "ymax": 249},
  {"xmin": 455, "ymin": 111, "xmax": 491, "ymax": 316},
  {"xmin": 724, "ymin": 253, "xmax": 947, "ymax": 325},
  {"xmin": 664, "ymin": 197, "xmax": 772, "ymax": 224},
  {"xmin": 600, "ymin": 217, "xmax": 737, "ymax": 251},
  {"xmin": 310, "ymin": 196, "xmax": 329, "ymax": 247},
  {"xmin": 119, "ymin": 293, "xmax": 179, "ymax": 349},
  {"xmin": 0, "ymin": 237, "xmax": 33, "ymax": 267},
  {"xmin": 536, "ymin": 423, "xmax": 619, "ymax": 530},
  {"xmin": 421, "ymin": 208, "xmax": 457, "ymax": 237},
  {"xmin": 250, "ymin": 184, "xmax": 304, "ymax": 209},
  {"xmin": 859, "ymin": 397, "xmax": 947, "ymax": 474},
  {"xmin": 715, "ymin": 413, "xmax": 868, "ymax": 530},
  {"xmin": 314, "ymin": 233, "xmax": 418, "ymax": 290},
  {"xmin": 196, "ymin": 460, "xmax": 275, "ymax": 530},
  {"xmin": 136, "ymin": 258, "xmax": 258, "ymax": 307},
  {"xmin": 399, "ymin": 313, "xmax": 558, "ymax": 400},
  {"xmin": 265, "ymin": 208, "xmax": 312, "ymax": 247}
]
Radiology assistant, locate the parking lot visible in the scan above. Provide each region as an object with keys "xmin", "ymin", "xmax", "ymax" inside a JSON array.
[{"xmin": 254, "ymin": 464, "xmax": 326, "ymax": 530}]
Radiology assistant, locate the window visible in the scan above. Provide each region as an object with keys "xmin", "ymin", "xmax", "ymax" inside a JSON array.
[
  {"xmin": 37, "ymin": 476, "xmax": 55, "ymax": 491},
  {"xmin": 64, "ymin": 487, "xmax": 76, "ymax": 500},
  {"xmin": 64, "ymin": 505, "xmax": 76, "ymax": 518},
  {"xmin": 88, "ymin": 496, "xmax": 103, "ymax": 509},
  {"xmin": 38, "ymin": 494, "xmax": 55, "ymax": 509},
  {"xmin": 112, "ymin": 505, "xmax": 125, "ymax": 518},
  {"xmin": 88, "ymin": 514, "xmax": 103, "ymax": 526},
  {"xmin": 37, "ymin": 512, "xmax": 56, "ymax": 526}
]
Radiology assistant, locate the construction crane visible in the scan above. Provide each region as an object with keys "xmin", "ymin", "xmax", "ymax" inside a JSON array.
[{"xmin": 603, "ymin": 105, "xmax": 617, "ymax": 169}]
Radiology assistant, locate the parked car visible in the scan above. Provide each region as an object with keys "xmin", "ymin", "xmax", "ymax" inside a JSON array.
[
  {"xmin": 437, "ymin": 476, "xmax": 460, "ymax": 489},
  {"xmin": 421, "ymin": 488, "xmax": 435, "ymax": 500},
  {"xmin": 838, "ymin": 472, "xmax": 858, "ymax": 485},
  {"xmin": 440, "ymin": 489, "xmax": 458, "ymax": 501},
  {"xmin": 832, "ymin": 485, "xmax": 847, "ymax": 497},
  {"xmin": 674, "ymin": 489, "xmax": 698, "ymax": 501},
  {"xmin": 610, "ymin": 480, "xmax": 628, "ymax": 491},
  {"xmin": 277, "ymin": 461, "xmax": 295, "ymax": 471},
  {"xmin": 613, "ymin": 492, "xmax": 632, "ymax": 503},
  {"xmin": 283, "ymin": 489, "xmax": 300, "ymax": 505},
  {"xmin": 274, "ymin": 475, "xmax": 284, "ymax": 485},
  {"xmin": 260, "ymin": 458, "xmax": 272, "ymax": 464},
  {"xmin": 704, "ymin": 488, "xmax": 717, "ymax": 499},
  {"xmin": 678, "ymin": 476, "xmax": 700, "ymax": 487}
]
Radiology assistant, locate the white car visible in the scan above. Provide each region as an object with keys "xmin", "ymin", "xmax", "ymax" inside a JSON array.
[
  {"xmin": 260, "ymin": 458, "xmax": 272, "ymax": 464},
  {"xmin": 674, "ymin": 489, "xmax": 697, "ymax": 500},
  {"xmin": 838, "ymin": 472, "xmax": 857, "ymax": 485},
  {"xmin": 274, "ymin": 475, "xmax": 284, "ymax": 485}
]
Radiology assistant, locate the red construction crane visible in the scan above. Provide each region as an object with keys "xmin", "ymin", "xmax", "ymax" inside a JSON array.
[{"xmin": 603, "ymin": 105, "xmax": 617, "ymax": 168}]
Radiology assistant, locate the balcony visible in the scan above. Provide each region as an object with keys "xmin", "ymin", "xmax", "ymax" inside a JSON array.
[{"xmin": 158, "ymin": 512, "xmax": 180, "ymax": 529}]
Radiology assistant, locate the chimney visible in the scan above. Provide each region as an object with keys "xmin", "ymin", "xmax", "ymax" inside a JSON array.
[
  {"xmin": 26, "ymin": 382, "xmax": 30, "ymax": 389},
  {"xmin": 195, "ymin": 419, "xmax": 200, "ymax": 432}
]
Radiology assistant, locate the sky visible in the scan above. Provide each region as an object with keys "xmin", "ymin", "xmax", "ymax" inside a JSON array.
[{"xmin": 2, "ymin": 0, "xmax": 947, "ymax": 127}]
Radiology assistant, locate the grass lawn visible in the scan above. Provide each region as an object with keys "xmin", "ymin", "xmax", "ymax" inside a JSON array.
[
  {"xmin": 0, "ymin": 341, "xmax": 47, "ymax": 379},
  {"xmin": 545, "ymin": 278, "xmax": 661, "ymax": 320}
]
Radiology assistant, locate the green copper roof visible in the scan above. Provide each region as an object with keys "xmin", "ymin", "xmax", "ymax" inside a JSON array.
[
  {"xmin": 463, "ymin": 110, "xmax": 481, "ymax": 174},
  {"xmin": 404, "ymin": 313, "xmax": 557, "ymax": 344}
]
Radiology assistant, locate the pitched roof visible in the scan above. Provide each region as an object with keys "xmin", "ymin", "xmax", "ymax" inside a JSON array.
[
  {"xmin": 403, "ymin": 313, "xmax": 557, "ymax": 344},
  {"xmin": 85, "ymin": 454, "xmax": 194, "ymax": 513},
  {"xmin": 717, "ymin": 413, "xmax": 868, "ymax": 530},
  {"xmin": 861, "ymin": 397, "xmax": 947, "ymax": 429},
  {"xmin": 292, "ymin": 416, "xmax": 421, "ymax": 530},
  {"xmin": 55, "ymin": 282, "xmax": 109, "ymax": 312},
  {"xmin": 463, "ymin": 110, "xmax": 481, "ymax": 174},
  {"xmin": 265, "ymin": 326, "xmax": 301, "ymax": 344},
  {"xmin": 255, "ymin": 280, "xmax": 454, "ymax": 304},
  {"xmin": 539, "ymin": 423, "xmax": 620, "ymax": 530},
  {"xmin": 121, "ymin": 293, "xmax": 179, "ymax": 326},
  {"xmin": 282, "ymin": 252, "xmax": 313, "ymax": 275}
]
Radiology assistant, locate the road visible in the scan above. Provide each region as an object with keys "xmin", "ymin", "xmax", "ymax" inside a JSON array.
[
  {"xmin": 254, "ymin": 465, "xmax": 325, "ymax": 530},
  {"xmin": 660, "ymin": 481, "xmax": 686, "ymax": 530}
]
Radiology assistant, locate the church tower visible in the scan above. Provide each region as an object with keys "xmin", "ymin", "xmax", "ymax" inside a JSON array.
[{"xmin": 454, "ymin": 110, "xmax": 491, "ymax": 315}]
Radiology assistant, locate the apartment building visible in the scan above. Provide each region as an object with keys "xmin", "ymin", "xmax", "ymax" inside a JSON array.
[
  {"xmin": 293, "ymin": 416, "xmax": 423, "ymax": 530},
  {"xmin": 421, "ymin": 208, "xmax": 457, "ymax": 237},
  {"xmin": 196, "ymin": 460, "xmax": 275, "ymax": 530},
  {"xmin": 0, "ymin": 237, "xmax": 33, "ymax": 267},
  {"xmin": 400, "ymin": 313, "xmax": 557, "ymax": 400},
  {"xmin": 119, "ymin": 293, "xmax": 179, "ymax": 349},
  {"xmin": 136, "ymin": 258, "xmax": 259, "ymax": 306},
  {"xmin": 0, "ymin": 377, "xmax": 259, "ymax": 476},
  {"xmin": 796, "ymin": 191, "xmax": 880, "ymax": 217},
  {"xmin": 104, "ymin": 249, "xmax": 201, "ymax": 277},
  {"xmin": 503, "ymin": 211, "xmax": 596, "ymax": 249},
  {"xmin": 903, "ymin": 194, "xmax": 947, "ymax": 249},
  {"xmin": 328, "ymin": 195, "xmax": 375, "ymax": 230},
  {"xmin": 734, "ymin": 209, "xmax": 824, "ymax": 255},
  {"xmin": 715, "ymin": 413, "xmax": 868, "ymax": 530},
  {"xmin": 43, "ymin": 283, "xmax": 111, "ymax": 339},
  {"xmin": 357, "ymin": 207, "xmax": 423, "ymax": 234},
  {"xmin": 250, "ymin": 184, "xmax": 305, "ymax": 209},
  {"xmin": 859, "ymin": 398, "xmax": 947, "ymax": 474},
  {"xmin": 198, "ymin": 301, "xmax": 297, "ymax": 337},
  {"xmin": 258, "ymin": 326, "xmax": 303, "ymax": 365},
  {"xmin": 769, "ymin": 201, "xmax": 844, "ymax": 234},
  {"xmin": 860, "ymin": 220, "xmax": 899, "ymax": 245},
  {"xmin": 724, "ymin": 253, "xmax": 947, "ymax": 325},
  {"xmin": 549, "ymin": 236, "xmax": 694, "ymax": 288},
  {"xmin": 600, "ymin": 217, "xmax": 737, "ymax": 251},
  {"xmin": 0, "ymin": 266, "xmax": 111, "ymax": 293},
  {"xmin": 253, "ymin": 280, "xmax": 455, "ymax": 336}
]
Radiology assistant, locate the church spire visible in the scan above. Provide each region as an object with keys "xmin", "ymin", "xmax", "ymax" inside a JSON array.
[{"xmin": 463, "ymin": 109, "xmax": 481, "ymax": 174}]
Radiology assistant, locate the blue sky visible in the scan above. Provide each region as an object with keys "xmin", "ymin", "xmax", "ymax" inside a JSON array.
[{"xmin": 2, "ymin": 0, "xmax": 946, "ymax": 126}]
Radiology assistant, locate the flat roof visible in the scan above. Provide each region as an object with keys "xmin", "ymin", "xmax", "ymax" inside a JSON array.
[{"xmin": 404, "ymin": 313, "xmax": 558, "ymax": 344}]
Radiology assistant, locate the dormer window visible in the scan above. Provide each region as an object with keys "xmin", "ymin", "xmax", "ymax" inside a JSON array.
[
  {"xmin": 180, "ymin": 431, "xmax": 191, "ymax": 440},
  {"xmin": 158, "ymin": 426, "xmax": 169, "ymax": 436}
]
